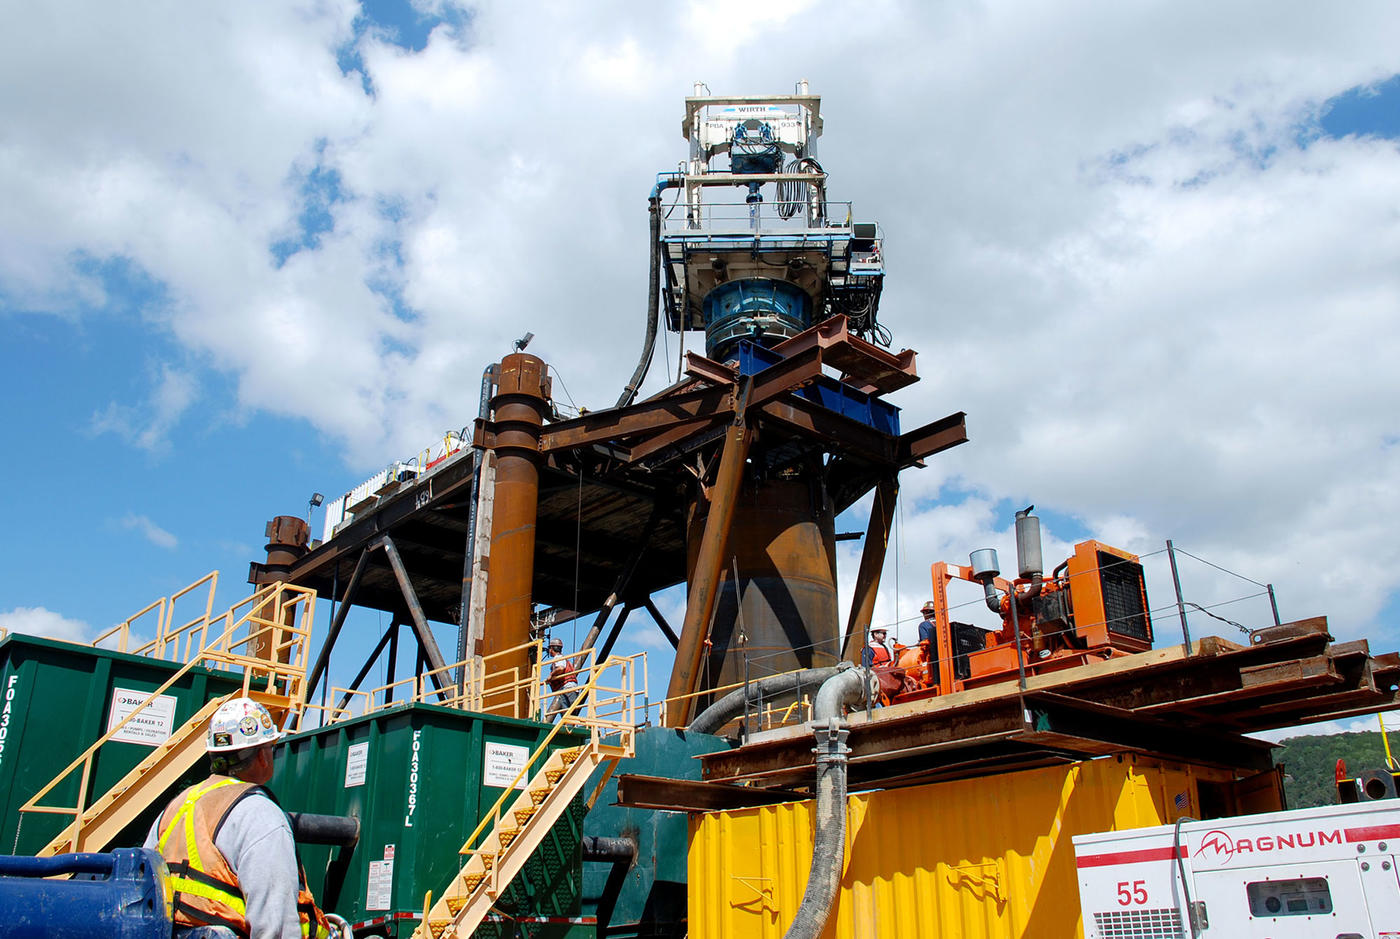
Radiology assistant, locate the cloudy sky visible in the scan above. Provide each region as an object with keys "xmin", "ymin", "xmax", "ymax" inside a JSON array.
[{"xmin": 2, "ymin": 1, "xmax": 1398, "ymax": 732}]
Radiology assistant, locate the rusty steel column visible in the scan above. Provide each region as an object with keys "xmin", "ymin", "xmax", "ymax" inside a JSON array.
[
  {"xmin": 482, "ymin": 353, "xmax": 550, "ymax": 701},
  {"xmin": 693, "ymin": 475, "xmax": 841, "ymax": 688},
  {"xmin": 665, "ymin": 418, "xmax": 752, "ymax": 726},
  {"xmin": 842, "ymin": 476, "xmax": 898, "ymax": 664},
  {"xmin": 251, "ymin": 516, "xmax": 308, "ymax": 663}
]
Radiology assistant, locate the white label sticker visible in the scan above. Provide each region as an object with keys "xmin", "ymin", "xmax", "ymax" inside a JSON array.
[
  {"xmin": 345, "ymin": 742, "xmax": 369, "ymax": 788},
  {"xmin": 366, "ymin": 859, "xmax": 393, "ymax": 910},
  {"xmin": 106, "ymin": 688, "xmax": 177, "ymax": 746},
  {"xmin": 383, "ymin": 844, "xmax": 395, "ymax": 861},
  {"xmin": 483, "ymin": 742, "xmax": 529, "ymax": 789}
]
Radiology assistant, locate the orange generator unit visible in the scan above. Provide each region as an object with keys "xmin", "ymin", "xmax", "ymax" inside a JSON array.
[{"xmin": 910, "ymin": 507, "xmax": 1153, "ymax": 700}]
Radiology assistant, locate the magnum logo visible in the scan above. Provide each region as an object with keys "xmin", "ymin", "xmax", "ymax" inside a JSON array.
[{"xmin": 1195, "ymin": 827, "xmax": 1342, "ymax": 865}]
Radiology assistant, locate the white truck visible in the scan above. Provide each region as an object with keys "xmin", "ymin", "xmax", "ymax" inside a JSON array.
[{"xmin": 1074, "ymin": 800, "xmax": 1400, "ymax": 938}]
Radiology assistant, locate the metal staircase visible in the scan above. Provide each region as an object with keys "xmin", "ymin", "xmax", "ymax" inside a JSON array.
[
  {"xmin": 19, "ymin": 579, "xmax": 315, "ymax": 856},
  {"xmin": 34, "ymin": 690, "xmax": 295, "ymax": 855},
  {"xmin": 413, "ymin": 655, "xmax": 643, "ymax": 939}
]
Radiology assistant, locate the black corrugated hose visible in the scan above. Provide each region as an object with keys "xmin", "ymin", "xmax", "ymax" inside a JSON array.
[
  {"xmin": 616, "ymin": 176, "xmax": 677, "ymax": 409},
  {"xmin": 687, "ymin": 666, "xmax": 844, "ymax": 736},
  {"xmin": 783, "ymin": 665, "xmax": 872, "ymax": 939}
]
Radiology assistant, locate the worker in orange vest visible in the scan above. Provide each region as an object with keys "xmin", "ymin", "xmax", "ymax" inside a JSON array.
[
  {"xmin": 144, "ymin": 697, "xmax": 332, "ymax": 939},
  {"xmin": 546, "ymin": 636, "xmax": 580, "ymax": 717},
  {"xmin": 861, "ymin": 627, "xmax": 892, "ymax": 669}
]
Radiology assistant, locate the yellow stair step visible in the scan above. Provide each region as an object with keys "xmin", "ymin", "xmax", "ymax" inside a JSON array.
[
  {"xmin": 529, "ymin": 787, "xmax": 550, "ymax": 805},
  {"xmin": 559, "ymin": 748, "xmax": 580, "ymax": 766},
  {"xmin": 545, "ymin": 770, "xmax": 565, "ymax": 785},
  {"xmin": 513, "ymin": 806, "xmax": 537, "ymax": 826},
  {"xmin": 428, "ymin": 921, "xmax": 450, "ymax": 938},
  {"xmin": 445, "ymin": 895, "xmax": 467, "ymax": 914},
  {"xmin": 498, "ymin": 829, "xmax": 519, "ymax": 848}
]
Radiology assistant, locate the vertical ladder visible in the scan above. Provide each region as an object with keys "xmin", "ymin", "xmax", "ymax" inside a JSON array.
[{"xmin": 413, "ymin": 737, "xmax": 628, "ymax": 939}]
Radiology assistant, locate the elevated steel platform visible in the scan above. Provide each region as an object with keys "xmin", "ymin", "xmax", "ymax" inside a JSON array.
[{"xmin": 690, "ymin": 617, "xmax": 1400, "ymax": 796}]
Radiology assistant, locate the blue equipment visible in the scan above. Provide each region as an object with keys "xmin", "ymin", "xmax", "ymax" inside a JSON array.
[{"xmin": 0, "ymin": 848, "xmax": 173, "ymax": 939}]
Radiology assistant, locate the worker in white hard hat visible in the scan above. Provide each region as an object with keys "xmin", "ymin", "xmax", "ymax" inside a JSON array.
[
  {"xmin": 861, "ymin": 627, "xmax": 892, "ymax": 669},
  {"xmin": 143, "ymin": 696, "xmax": 331, "ymax": 939},
  {"xmin": 545, "ymin": 636, "xmax": 581, "ymax": 719}
]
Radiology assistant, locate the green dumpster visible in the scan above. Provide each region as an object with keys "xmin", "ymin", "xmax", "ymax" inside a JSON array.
[
  {"xmin": 272, "ymin": 702, "xmax": 591, "ymax": 938},
  {"xmin": 0, "ymin": 632, "xmax": 246, "ymax": 854}
]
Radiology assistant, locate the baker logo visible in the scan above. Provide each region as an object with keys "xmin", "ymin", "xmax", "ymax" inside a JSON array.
[
  {"xmin": 1196, "ymin": 830, "xmax": 1235, "ymax": 864},
  {"xmin": 239, "ymin": 716, "xmax": 259, "ymax": 736}
]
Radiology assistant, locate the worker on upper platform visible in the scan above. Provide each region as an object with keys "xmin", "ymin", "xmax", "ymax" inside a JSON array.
[
  {"xmin": 861, "ymin": 627, "xmax": 892, "ymax": 669},
  {"xmin": 546, "ymin": 637, "xmax": 580, "ymax": 717},
  {"xmin": 917, "ymin": 601, "xmax": 937, "ymax": 645},
  {"xmin": 918, "ymin": 600, "xmax": 940, "ymax": 675},
  {"xmin": 144, "ymin": 696, "xmax": 330, "ymax": 939}
]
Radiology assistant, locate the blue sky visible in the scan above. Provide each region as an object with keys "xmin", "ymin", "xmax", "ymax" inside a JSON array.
[{"xmin": 3, "ymin": 2, "xmax": 1399, "ymax": 727}]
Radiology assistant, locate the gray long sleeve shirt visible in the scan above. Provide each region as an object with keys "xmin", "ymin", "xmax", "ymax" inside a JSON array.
[{"xmin": 145, "ymin": 787, "xmax": 303, "ymax": 939}]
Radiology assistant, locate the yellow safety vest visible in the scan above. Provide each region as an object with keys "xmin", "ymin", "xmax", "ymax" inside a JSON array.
[{"xmin": 156, "ymin": 775, "xmax": 329, "ymax": 939}]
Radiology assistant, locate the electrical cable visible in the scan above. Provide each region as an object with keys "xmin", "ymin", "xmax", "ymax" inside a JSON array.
[
  {"xmin": 1172, "ymin": 546, "xmax": 1273, "ymax": 590},
  {"xmin": 777, "ymin": 157, "xmax": 823, "ymax": 219},
  {"xmin": 1173, "ymin": 816, "xmax": 1199, "ymax": 937},
  {"xmin": 617, "ymin": 178, "xmax": 678, "ymax": 408}
]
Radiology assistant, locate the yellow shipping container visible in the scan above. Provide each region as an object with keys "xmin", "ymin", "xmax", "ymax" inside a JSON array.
[{"xmin": 689, "ymin": 754, "xmax": 1279, "ymax": 938}]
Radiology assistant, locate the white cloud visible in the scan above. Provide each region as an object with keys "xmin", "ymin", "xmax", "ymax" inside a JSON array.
[
  {"xmin": 92, "ymin": 365, "xmax": 199, "ymax": 451},
  {"xmin": 2, "ymin": 1, "xmax": 1400, "ymax": 668},
  {"xmin": 0, "ymin": 606, "xmax": 92, "ymax": 643},
  {"xmin": 120, "ymin": 513, "xmax": 179, "ymax": 550}
]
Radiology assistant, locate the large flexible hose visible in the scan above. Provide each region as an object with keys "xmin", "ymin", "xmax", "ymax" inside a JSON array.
[
  {"xmin": 784, "ymin": 665, "xmax": 872, "ymax": 939},
  {"xmin": 616, "ymin": 175, "xmax": 680, "ymax": 409},
  {"xmin": 688, "ymin": 666, "xmax": 844, "ymax": 736}
]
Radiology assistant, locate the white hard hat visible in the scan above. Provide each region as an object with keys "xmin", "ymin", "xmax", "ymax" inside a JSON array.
[{"xmin": 207, "ymin": 697, "xmax": 283, "ymax": 753}]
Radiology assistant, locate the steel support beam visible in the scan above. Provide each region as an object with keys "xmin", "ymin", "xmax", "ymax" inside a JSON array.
[
  {"xmin": 579, "ymin": 507, "xmax": 662, "ymax": 654},
  {"xmin": 842, "ymin": 475, "xmax": 897, "ymax": 663},
  {"xmin": 335, "ymin": 621, "xmax": 401, "ymax": 714},
  {"xmin": 597, "ymin": 605, "xmax": 634, "ymax": 665},
  {"xmin": 482, "ymin": 353, "xmax": 550, "ymax": 704},
  {"xmin": 305, "ymin": 545, "xmax": 371, "ymax": 704},
  {"xmin": 615, "ymin": 774, "xmax": 808, "ymax": 812},
  {"xmin": 666, "ymin": 401, "xmax": 753, "ymax": 726},
  {"xmin": 379, "ymin": 535, "xmax": 449, "ymax": 688},
  {"xmin": 644, "ymin": 598, "xmax": 680, "ymax": 649}
]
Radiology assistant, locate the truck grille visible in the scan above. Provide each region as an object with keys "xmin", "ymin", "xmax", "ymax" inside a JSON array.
[{"xmin": 1093, "ymin": 907, "xmax": 1184, "ymax": 938}]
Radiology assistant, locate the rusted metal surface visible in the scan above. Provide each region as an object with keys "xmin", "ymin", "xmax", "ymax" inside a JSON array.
[
  {"xmin": 259, "ymin": 515, "xmax": 310, "ymax": 578},
  {"xmin": 666, "ymin": 415, "xmax": 752, "ymax": 726},
  {"xmin": 265, "ymin": 315, "xmax": 967, "ymax": 712},
  {"xmin": 700, "ymin": 620, "xmax": 1400, "ymax": 790},
  {"xmin": 690, "ymin": 475, "xmax": 841, "ymax": 689},
  {"xmin": 250, "ymin": 515, "xmax": 310, "ymax": 661},
  {"xmin": 378, "ymin": 534, "xmax": 449, "ymax": 684},
  {"xmin": 842, "ymin": 475, "xmax": 896, "ymax": 663},
  {"xmin": 768, "ymin": 314, "xmax": 918, "ymax": 393},
  {"xmin": 615, "ymin": 774, "xmax": 807, "ymax": 812},
  {"xmin": 482, "ymin": 353, "xmax": 549, "ymax": 690}
]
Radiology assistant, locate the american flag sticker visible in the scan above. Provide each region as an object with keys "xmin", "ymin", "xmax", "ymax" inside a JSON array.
[{"xmin": 1174, "ymin": 791, "xmax": 1190, "ymax": 810}]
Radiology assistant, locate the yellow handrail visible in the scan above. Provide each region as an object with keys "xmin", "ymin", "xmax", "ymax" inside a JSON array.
[
  {"xmin": 458, "ymin": 654, "xmax": 640, "ymax": 859},
  {"xmin": 19, "ymin": 581, "xmax": 315, "ymax": 827}
]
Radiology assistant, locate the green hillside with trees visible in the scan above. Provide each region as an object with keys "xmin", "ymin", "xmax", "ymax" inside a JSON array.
[{"xmin": 1273, "ymin": 730, "xmax": 1397, "ymax": 808}]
